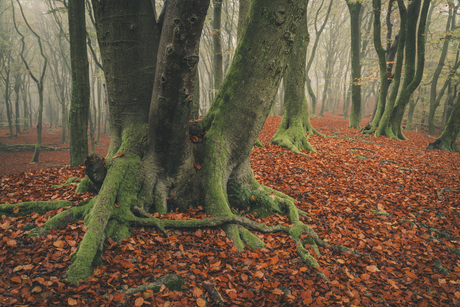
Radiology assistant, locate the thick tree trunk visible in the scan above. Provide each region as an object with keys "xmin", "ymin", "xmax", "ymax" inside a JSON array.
[
  {"xmin": 237, "ymin": 0, "xmax": 250, "ymax": 41},
  {"xmin": 346, "ymin": 1, "xmax": 362, "ymax": 129},
  {"xmin": 68, "ymin": 0, "xmax": 90, "ymax": 166}
]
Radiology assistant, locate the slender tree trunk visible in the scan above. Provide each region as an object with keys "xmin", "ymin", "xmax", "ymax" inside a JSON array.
[
  {"xmin": 346, "ymin": 0, "xmax": 362, "ymax": 128},
  {"xmin": 68, "ymin": 0, "xmax": 90, "ymax": 166},
  {"xmin": 14, "ymin": 74, "xmax": 21, "ymax": 136},
  {"xmin": 21, "ymin": 75, "xmax": 28, "ymax": 131}
]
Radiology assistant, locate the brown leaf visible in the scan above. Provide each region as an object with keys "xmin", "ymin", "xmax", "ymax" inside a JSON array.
[
  {"xmin": 68, "ymin": 298, "xmax": 78, "ymax": 306},
  {"xmin": 134, "ymin": 297, "xmax": 144, "ymax": 307},
  {"xmin": 193, "ymin": 162, "xmax": 201, "ymax": 170},
  {"xmin": 366, "ymin": 265, "xmax": 380, "ymax": 272},
  {"xmin": 196, "ymin": 298, "xmax": 206, "ymax": 307},
  {"xmin": 53, "ymin": 240, "xmax": 66, "ymax": 248},
  {"xmin": 13, "ymin": 206, "xmax": 19, "ymax": 213}
]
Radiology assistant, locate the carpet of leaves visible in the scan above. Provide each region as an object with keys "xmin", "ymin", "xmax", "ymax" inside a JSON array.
[{"xmin": 0, "ymin": 113, "xmax": 459, "ymax": 306}]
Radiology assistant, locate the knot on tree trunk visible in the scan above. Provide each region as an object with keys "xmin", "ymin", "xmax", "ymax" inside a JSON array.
[{"xmin": 84, "ymin": 153, "xmax": 107, "ymax": 189}]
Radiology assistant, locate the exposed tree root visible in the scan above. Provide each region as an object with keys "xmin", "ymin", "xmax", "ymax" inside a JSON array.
[
  {"xmin": 349, "ymin": 147, "xmax": 375, "ymax": 153},
  {"xmin": 270, "ymin": 125, "xmax": 316, "ymax": 155},
  {"xmin": 202, "ymin": 280, "xmax": 224, "ymax": 306}
]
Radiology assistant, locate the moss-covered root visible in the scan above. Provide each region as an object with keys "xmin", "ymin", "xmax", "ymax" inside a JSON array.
[
  {"xmin": 306, "ymin": 125, "xmax": 326, "ymax": 138},
  {"xmin": 50, "ymin": 177, "xmax": 80, "ymax": 188},
  {"xmin": 270, "ymin": 125, "xmax": 316, "ymax": 155},
  {"xmin": 0, "ymin": 200, "xmax": 74, "ymax": 217},
  {"xmin": 66, "ymin": 196, "xmax": 113, "ymax": 285},
  {"xmin": 29, "ymin": 201, "xmax": 94, "ymax": 237}
]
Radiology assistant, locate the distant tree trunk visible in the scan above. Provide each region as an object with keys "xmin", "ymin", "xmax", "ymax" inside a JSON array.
[
  {"xmin": 428, "ymin": 7, "xmax": 453, "ymax": 135},
  {"xmin": 14, "ymin": 74, "xmax": 21, "ymax": 136},
  {"xmin": 21, "ymin": 74, "xmax": 28, "ymax": 131},
  {"xmin": 270, "ymin": 5, "xmax": 318, "ymax": 154},
  {"xmin": 427, "ymin": 91, "xmax": 460, "ymax": 152},
  {"xmin": 346, "ymin": 0, "xmax": 362, "ymax": 129},
  {"xmin": 213, "ymin": 0, "xmax": 223, "ymax": 91},
  {"xmin": 68, "ymin": 0, "xmax": 90, "ymax": 166},
  {"xmin": 3, "ymin": 57, "xmax": 14, "ymax": 139}
]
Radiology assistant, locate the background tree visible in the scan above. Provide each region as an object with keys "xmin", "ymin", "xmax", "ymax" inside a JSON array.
[
  {"xmin": 427, "ymin": 90, "xmax": 460, "ymax": 152},
  {"xmin": 12, "ymin": 0, "xmax": 48, "ymax": 162}
]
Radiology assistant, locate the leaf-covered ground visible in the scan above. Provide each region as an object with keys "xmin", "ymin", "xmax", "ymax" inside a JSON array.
[{"xmin": 1, "ymin": 114, "xmax": 459, "ymax": 306}]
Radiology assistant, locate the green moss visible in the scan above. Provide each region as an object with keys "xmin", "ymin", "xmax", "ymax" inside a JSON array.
[{"xmin": 76, "ymin": 177, "xmax": 97, "ymax": 194}]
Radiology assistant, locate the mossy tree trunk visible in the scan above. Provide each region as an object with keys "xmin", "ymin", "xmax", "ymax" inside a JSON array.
[
  {"xmin": 68, "ymin": 0, "xmax": 90, "ymax": 166},
  {"xmin": 346, "ymin": 0, "xmax": 362, "ymax": 129},
  {"xmin": 427, "ymin": 91, "xmax": 460, "ymax": 152},
  {"xmin": 3, "ymin": 0, "xmax": 340, "ymax": 286},
  {"xmin": 270, "ymin": 6, "xmax": 320, "ymax": 155}
]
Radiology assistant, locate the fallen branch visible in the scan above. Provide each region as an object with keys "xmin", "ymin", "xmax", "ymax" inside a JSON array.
[
  {"xmin": 437, "ymin": 188, "xmax": 460, "ymax": 200},
  {"xmin": 379, "ymin": 160, "xmax": 401, "ymax": 165},
  {"xmin": 203, "ymin": 280, "xmax": 224, "ymax": 306},
  {"xmin": 120, "ymin": 273, "xmax": 185, "ymax": 295},
  {"xmin": 349, "ymin": 147, "xmax": 375, "ymax": 153}
]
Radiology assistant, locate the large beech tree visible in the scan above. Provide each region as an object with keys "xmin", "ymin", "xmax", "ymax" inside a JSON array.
[{"xmin": 0, "ymin": 0, "xmax": 352, "ymax": 285}]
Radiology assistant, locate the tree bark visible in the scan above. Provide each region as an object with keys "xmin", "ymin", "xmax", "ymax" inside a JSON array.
[
  {"xmin": 4, "ymin": 0, "xmax": 332, "ymax": 287},
  {"xmin": 68, "ymin": 0, "xmax": 90, "ymax": 166}
]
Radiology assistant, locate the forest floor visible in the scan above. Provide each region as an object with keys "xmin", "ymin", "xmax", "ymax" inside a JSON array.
[{"xmin": 0, "ymin": 113, "xmax": 459, "ymax": 306}]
